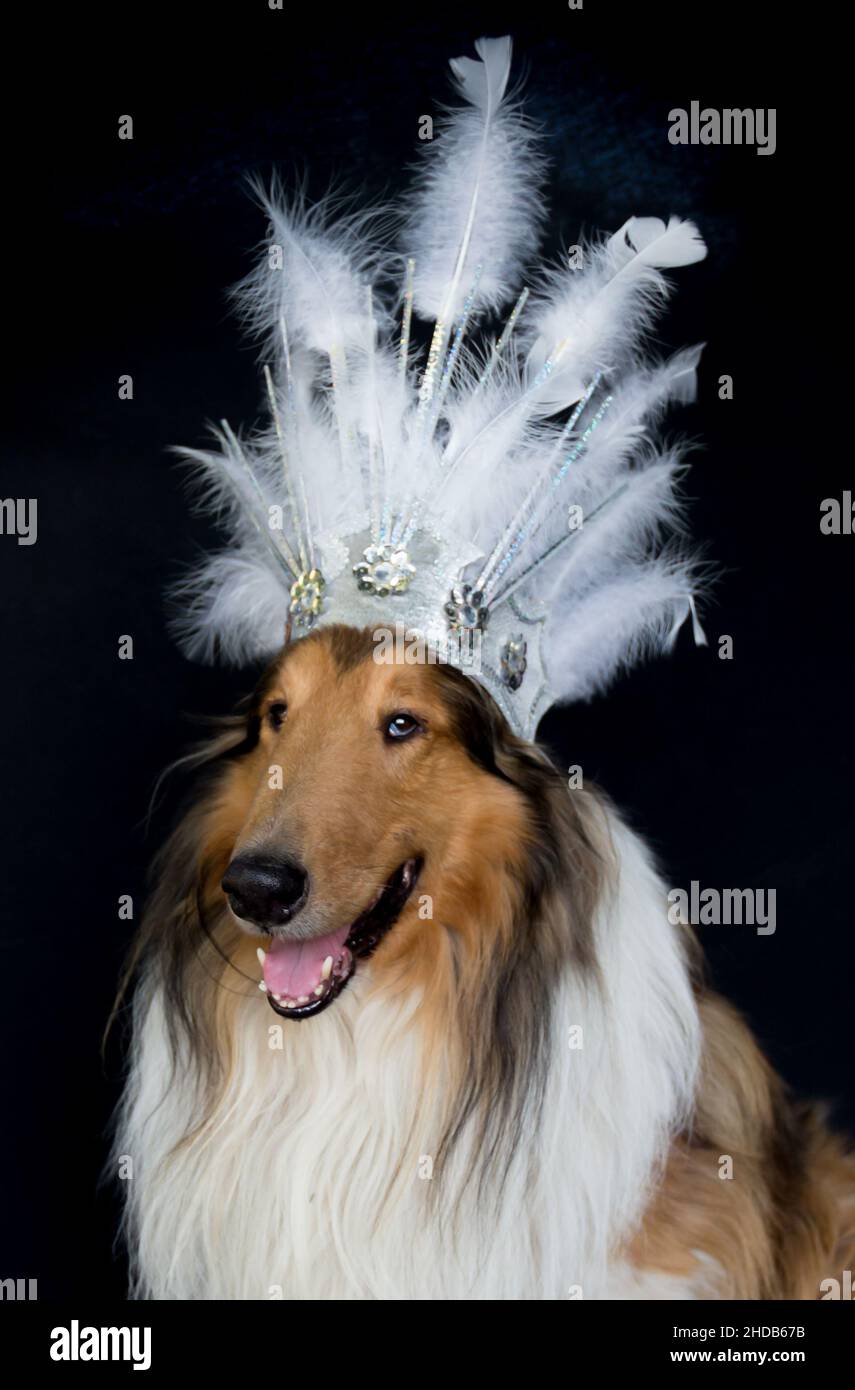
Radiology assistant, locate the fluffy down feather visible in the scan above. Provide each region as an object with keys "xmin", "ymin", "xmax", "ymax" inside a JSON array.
[{"xmin": 402, "ymin": 35, "xmax": 545, "ymax": 322}]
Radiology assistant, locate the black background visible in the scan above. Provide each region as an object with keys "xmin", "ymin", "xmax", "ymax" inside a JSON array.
[{"xmin": 1, "ymin": 3, "xmax": 848, "ymax": 1300}]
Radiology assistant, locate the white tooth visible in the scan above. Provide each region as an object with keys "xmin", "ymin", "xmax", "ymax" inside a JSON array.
[
  {"xmin": 298, "ymin": 995, "xmax": 309, "ymax": 1004},
  {"xmin": 274, "ymin": 994, "xmax": 282, "ymax": 1003},
  {"xmin": 314, "ymin": 985, "xmax": 324, "ymax": 996},
  {"xmin": 256, "ymin": 947, "xmax": 267, "ymax": 967},
  {"xmin": 321, "ymin": 956, "xmax": 333, "ymax": 981},
  {"xmin": 258, "ymin": 982, "xmax": 268, "ymax": 992}
]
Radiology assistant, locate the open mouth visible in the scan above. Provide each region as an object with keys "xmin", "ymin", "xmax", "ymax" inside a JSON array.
[{"xmin": 258, "ymin": 857, "xmax": 422, "ymax": 1021}]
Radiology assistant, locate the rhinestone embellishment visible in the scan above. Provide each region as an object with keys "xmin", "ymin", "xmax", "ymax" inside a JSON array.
[
  {"xmin": 353, "ymin": 542, "xmax": 417, "ymax": 596},
  {"xmin": 500, "ymin": 634, "xmax": 527, "ymax": 690},
  {"xmin": 445, "ymin": 583, "xmax": 489, "ymax": 633},
  {"xmin": 289, "ymin": 568, "xmax": 326, "ymax": 628}
]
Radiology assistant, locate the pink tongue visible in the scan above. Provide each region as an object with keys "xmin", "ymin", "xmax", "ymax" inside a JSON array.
[{"xmin": 262, "ymin": 924, "xmax": 352, "ymax": 999}]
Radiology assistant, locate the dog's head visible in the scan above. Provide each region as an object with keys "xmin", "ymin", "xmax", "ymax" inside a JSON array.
[
  {"xmin": 120, "ymin": 622, "xmax": 607, "ymax": 1180},
  {"xmin": 216, "ymin": 624, "xmax": 570, "ymax": 1020},
  {"xmin": 130, "ymin": 622, "xmax": 605, "ymax": 1093}
]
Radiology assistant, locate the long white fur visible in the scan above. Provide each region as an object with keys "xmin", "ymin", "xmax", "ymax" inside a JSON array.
[{"xmin": 117, "ymin": 808, "xmax": 716, "ymax": 1300}]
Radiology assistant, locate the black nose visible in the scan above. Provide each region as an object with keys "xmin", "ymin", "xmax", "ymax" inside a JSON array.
[{"xmin": 222, "ymin": 854, "xmax": 308, "ymax": 927}]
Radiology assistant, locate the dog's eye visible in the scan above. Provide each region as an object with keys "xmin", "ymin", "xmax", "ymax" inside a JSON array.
[
  {"xmin": 267, "ymin": 701, "xmax": 288, "ymax": 730},
  {"xmin": 384, "ymin": 712, "xmax": 421, "ymax": 742}
]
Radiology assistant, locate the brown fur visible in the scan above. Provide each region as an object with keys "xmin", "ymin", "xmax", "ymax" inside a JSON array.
[
  {"xmin": 629, "ymin": 994, "xmax": 855, "ymax": 1297},
  {"xmin": 120, "ymin": 627, "xmax": 605, "ymax": 1188},
  {"xmin": 119, "ymin": 624, "xmax": 855, "ymax": 1295}
]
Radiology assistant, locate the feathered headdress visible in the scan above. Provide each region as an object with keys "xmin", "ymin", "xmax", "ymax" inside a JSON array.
[{"xmin": 174, "ymin": 35, "xmax": 707, "ymax": 741}]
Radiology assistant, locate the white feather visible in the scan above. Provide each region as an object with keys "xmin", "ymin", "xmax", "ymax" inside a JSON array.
[
  {"xmin": 525, "ymin": 217, "xmax": 706, "ymax": 411},
  {"xmin": 234, "ymin": 190, "xmax": 384, "ymax": 361},
  {"xmin": 546, "ymin": 557, "xmax": 696, "ymax": 704},
  {"xmin": 403, "ymin": 35, "xmax": 544, "ymax": 322},
  {"xmin": 543, "ymin": 452, "xmax": 687, "ymax": 599},
  {"xmin": 170, "ymin": 550, "xmax": 292, "ymax": 666}
]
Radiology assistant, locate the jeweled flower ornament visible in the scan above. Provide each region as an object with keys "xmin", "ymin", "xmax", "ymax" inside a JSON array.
[
  {"xmin": 171, "ymin": 35, "xmax": 707, "ymax": 741},
  {"xmin": 445, "ymin": 583, "xmax": 489, "ymax": 634},
  {"xmin": 354, "ymin": 543, "xmax": 416, "ymax": 597},
  {"xmin": 289, "ymin": 568, "xmax": 325, "ymax": 628}
]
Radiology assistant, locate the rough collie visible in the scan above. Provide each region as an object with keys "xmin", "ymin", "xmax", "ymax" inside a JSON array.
[{"xmin": 115, "ymin": 624, "xmax": 855, "ymax": 1299}]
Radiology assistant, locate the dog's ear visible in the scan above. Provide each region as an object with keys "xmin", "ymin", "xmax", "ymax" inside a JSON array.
[
  {"xmin": 106, "ymin": 692, "xmax": 261, "ymax": 1059},
  {"xmin": 430, "ymin": 661, "xmax": 538, "ymax": 785}
]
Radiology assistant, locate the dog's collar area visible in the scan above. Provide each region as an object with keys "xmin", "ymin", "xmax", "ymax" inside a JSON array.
[{"xmin": 262, "ymin": 857, "xmax": 422, "ymax": 1021}]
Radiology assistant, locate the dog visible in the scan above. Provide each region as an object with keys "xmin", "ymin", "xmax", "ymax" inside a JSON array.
[{"xmin": 115, "ymin": 623, "xmax": 855, "ymax": 1299}]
